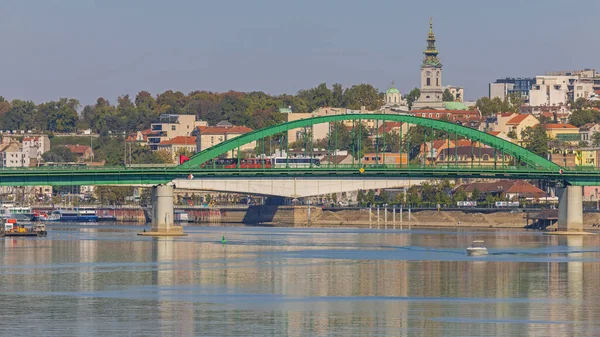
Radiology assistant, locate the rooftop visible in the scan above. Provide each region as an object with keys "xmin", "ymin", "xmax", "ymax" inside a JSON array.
[
  {"xmin": 506, "ymin": 114, "xmax": 534, "ymax": 125},
  {"xmin": 197, "ymin": 126, "xmax": 253, "ymax": 135},
  {"xmin": 65, "ymin": 144, "xmax": 92, "ymax": 154},
  {"xmin": 544, "ymin": 123, "xmax": 578, "ymax": 129},
  {"xmin": 159, "ymin": 136, "xmax": 197, "ymax": 145}
]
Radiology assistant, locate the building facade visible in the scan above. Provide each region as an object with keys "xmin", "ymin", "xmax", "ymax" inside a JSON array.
[
  {"xmin": 194, "ymin": 125, "xmax": 255, "ymax": 157},
  {"xmin": 489, "ymin": 78, "xmax": 535, "ymax": 101},
  {"xmin": 147, "ymin": 114, "xmax": 208, "ymax": 150}
]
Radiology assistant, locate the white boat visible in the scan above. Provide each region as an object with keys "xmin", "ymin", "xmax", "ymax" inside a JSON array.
[{"xmin": 466, "ymin": 240, "xmax": 488, "ymax": 256}]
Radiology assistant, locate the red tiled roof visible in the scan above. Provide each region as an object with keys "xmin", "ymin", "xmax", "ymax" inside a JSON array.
[
  {"xmin": 544, "ymin": 123, "xmax": 577, "ymax": 129},
  {"xmin": 23, "ymin": 137, "xmax": 40, "ymax": 142},
  {"xmin": 488, "ymin": 131, "xmax": 501, "ymax": 136},
  {"xmin": 457, "ymin": 180, "xmax": 546, "ymax": 198},
  {"xmin": 498, "ymin": 113, "xmax": 514, "ymax": 117},
  {"xmin": 377, "ymin": 122, "xmax": 402, "ymax": 133},
  {"xmin": 159, "ymin": 136, "xmax": 197, "ymax": 145},
  {"xmin": 506, "ymin": 114, "xmax": 531, "ymax": 125},
  {"xmin": 197, "ymin": 126, "xmax": 253, "ymax": 135},
  {"xmin": 65, "ymin": 145, "xmax": 91, "ymax": 154}
]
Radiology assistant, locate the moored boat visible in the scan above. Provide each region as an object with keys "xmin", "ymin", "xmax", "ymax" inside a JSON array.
[
  {"xmin": 466, "ymin": 240, "xmax": 488, "ymax": 256},
  {"xmin": 1, "ymin": 219, "xmax": 46, "ymax": 237},
  {"xmin": 44, "ymin": 209, "xmax": 98, "ymax": 222}
]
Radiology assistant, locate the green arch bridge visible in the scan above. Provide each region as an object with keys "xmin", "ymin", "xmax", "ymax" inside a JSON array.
[{"xmin": 0, "ymin": 114, "xmax": 599, "ymax": 186}]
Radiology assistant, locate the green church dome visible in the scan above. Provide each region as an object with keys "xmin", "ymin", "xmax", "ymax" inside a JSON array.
[{"xmin": 386, "ymin": 87, "xmax": 400, "ymax": 95}]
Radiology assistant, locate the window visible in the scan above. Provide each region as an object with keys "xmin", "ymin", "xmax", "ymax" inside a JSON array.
[
  {"xmin": 482, "ymin": 155, "xmax": 489, "ymax": 160},
  {"xmin": 171, "ymin": 125, "xmax": 176, "ymax": 131},
  {"xmin": 426, "ymin": 78, "xmax": 431, "ymax": 86},
  {"xmin": 436, "ymin": 78, "xmax": 439, "ymax": 86}
]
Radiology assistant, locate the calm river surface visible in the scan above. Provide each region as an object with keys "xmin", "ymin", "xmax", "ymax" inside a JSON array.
[{"xmin": 1, "ymin": 224, "xmax": 600, "ymax": 336}]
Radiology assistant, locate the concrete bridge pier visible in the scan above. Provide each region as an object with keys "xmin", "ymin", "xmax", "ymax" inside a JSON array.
[
  {"xmin": 138, "ymin": 184, "xmax": 186, "ymax": 236},
  {"xmin": 555, "ymin": 185, "xmax": 584, "ymax": 233}
]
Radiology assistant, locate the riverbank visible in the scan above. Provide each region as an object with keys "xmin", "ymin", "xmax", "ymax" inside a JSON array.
[{"xmin": 28, "ymin": 205, "xmax": 600, "ymax": 230}]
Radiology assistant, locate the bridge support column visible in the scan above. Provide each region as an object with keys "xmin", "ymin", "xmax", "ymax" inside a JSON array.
[
  {"xmin": 138, "ymin": 185, "xmax": 186, "ymax": 236},
  {"xmin": 556, "ymin": 185, "xmax": 583, "ymax": 233}
]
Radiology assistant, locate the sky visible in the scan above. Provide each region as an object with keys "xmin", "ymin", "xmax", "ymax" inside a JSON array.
[{"xmin": 0, "ymin": 0, "xmax": 598, "ymax": 106}]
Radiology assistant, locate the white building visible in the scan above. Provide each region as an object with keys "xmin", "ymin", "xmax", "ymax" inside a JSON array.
[
  {"xmin": 0, "ymin": 142, "xmax": 30, "ymax": 168},
  {"xmin": 22, "ymin": 135, "xmax": 50, "ymax": 161}
]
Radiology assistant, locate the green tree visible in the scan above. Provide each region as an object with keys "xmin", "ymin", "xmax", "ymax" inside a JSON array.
[
  {"xmin": 378, "ymin": 189, "xmax": 390, "ymax": 204},
  {"xmin": 442, "ymin": 89, "xmax": 454, "ymax": 102},
  {"xmin": 342, "ymin": 84, "xmax": 382, "ymax": 110},
  {"xmin": 569, "ymin": 109, "xmax": 595, "ymax": 127},
  {"xmin": 453, "ymin": 188, "xmax": 467, "ymax": 202},
  {"xmin": 485, "ymin": 194, "xmax": 496, "ymax": 207},
  {"xmin": 365, "ymin": 190, "xmax": 376, "ymax": 205},
  {"xmin": 95, "ymin": 186, "xmax": 134, "ymax": 205},
  {"xmin": 471, "ymin": 187, "xmax": 480, "ymax": 201},
  {"xmin": 357, "ymin": 190, "xmax": 365, "ymax": 205},
  {"xmin": 592, "ymin": 132, "xmax": 600, "ymax": 147},
  {"xmin": 42, "ymin": 146, "xmax": 77, "ymax": 162},
  {"xmin": 406, "ymin": 186, "xmax": 421, "ymax": 206},
  {"xmin": 507, "ymin": 130, "xmax": 517, "ymax": 139},
  {"xmin": 406, "ymin": 88, "xmax": 420, "ymax": 110},
  {"xmin": 521, "ymin": 125, "xmax": 549, "ymax": 157}
]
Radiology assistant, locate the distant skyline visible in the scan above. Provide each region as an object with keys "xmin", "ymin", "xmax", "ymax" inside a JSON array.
[{"xmin": 0, "ymin": 0, "xmax": 598, "ymax": 106}]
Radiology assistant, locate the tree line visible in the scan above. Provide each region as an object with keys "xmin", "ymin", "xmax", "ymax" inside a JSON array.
[{"xmin": 0, "ymin": 83, "xmax": 384, "ymax": 134}]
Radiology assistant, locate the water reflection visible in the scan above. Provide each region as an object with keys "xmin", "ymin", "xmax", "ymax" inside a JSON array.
[{"xmin": 0, "ymin": 226, "xmax": 600, "ymax": 336}]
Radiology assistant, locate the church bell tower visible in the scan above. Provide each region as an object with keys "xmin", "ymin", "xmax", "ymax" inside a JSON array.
[{"xmin": 413, "ymin": 18, "xmax": 444, "ymax": 110}]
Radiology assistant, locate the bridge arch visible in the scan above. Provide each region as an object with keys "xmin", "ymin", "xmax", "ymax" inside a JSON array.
[{"xmin": 179, "ymin": 114, "xmax": 560, "ymax": 171}]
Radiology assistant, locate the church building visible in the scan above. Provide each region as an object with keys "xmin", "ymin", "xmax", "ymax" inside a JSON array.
[{"xmin": 413, "ymin": 19, "xmax": 445, "ymax": 110}]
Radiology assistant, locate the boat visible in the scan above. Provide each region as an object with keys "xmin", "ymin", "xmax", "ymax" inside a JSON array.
[
  {"xmin": 32, "ymin": 223, "xmax": 48, "ymax": 237},
  {"xmin": 39, "ymin": 211, "xmax": 61, "ymax": 222},
  {"xmin": 174, "ymin": 210, "xmax": 190, "ymax": 222},
  {"xmin": 466, "ymin": 240, "xmax": 488, "ymax": 256},
  {"xmin": 0, "ymin": 219, "xmax": 46, "ymax": 237},
  {"xmin": 0, "ymin": 205, "xmax": 35, "ymax": 221},
  {"xmin": 45, "ymin": 209, "xmax": 99, "ymax": 222}
]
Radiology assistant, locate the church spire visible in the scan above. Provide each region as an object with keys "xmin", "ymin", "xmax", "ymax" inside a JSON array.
[{"xmin": 422, "ymin": 17, "xmax": 441, "ymax": 68}]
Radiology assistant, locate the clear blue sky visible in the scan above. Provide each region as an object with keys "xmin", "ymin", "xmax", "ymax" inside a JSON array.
[{"xmin": 0, "ymin": 0, "xmax": 598, "ymax": 106}]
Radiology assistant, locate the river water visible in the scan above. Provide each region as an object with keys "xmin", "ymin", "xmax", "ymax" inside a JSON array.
[{"xmin": 1, "ymin": 224, "xmax": 600, "ymax": 336}]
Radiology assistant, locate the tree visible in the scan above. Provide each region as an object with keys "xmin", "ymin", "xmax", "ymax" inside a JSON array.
[
  {"xmin": 95, "ymin": 186, "xmax": 134, "ymax": 205},
  {"xmin": 406, "ymin": 186, "xmax": 421, "ymax": 206},
  {"xmin": 592, "ymin": 132, "xmax": 600, "ymax": 147},
  {"xmin": 406, "ymin": 88, "xmax": 420, "ymax": 110},
  {"xmin": 175, "ymin": 147, "xmax": 195, "ymax": 158},
  {"xmin": 507, "ymin": 130, "xmax": 517, "ymax": 139},
  {"xmin": 341, "ymin": 84, "xmax": 382, "ymax": 110},
  {"xmin": 485, "ymin": 194, "xmax": 496, "ymax": 207},
  {"xmin": 378, "ymin": 189, "xmax": 390, "ymax": 204},
  {"xmin": 365, "ymin": 190, "xmax": 375, "ymax": 205},
  {"xmin": 42, "ymin": 146, "xmax": 77, "ymax": 162},
  {"xmin": 357, "ymin": 190, "xmax": 365, "ymax": 205},
  {"xmin": 521, "ymin": 125, "xmax": 549, "ymax": 157},
  {"xmin": 453, "ymin": 188, "xmax": 467, "ymax": 202},
  {"xmin": 471, "ymin": 187, "xmax": 480, "ymax": 201},
  {"xmin": 569, "ymin": 109, "xmax": 595, "ymax": 127},
  {"xmin": 442, "ymin": 89, "xmax": 454, "ymax": 102}
]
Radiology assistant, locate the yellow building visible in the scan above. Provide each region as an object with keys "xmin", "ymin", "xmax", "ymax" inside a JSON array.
[
  {"xmin": 196, "ymin": 125, "xmax": 255, "ymax": 157},
  {"xmin": 493, "ymin": 113, "xmax": 539, "ymax": 140},
  {"xmin": 574, "ymin": 149, "xmax": 600, "ymax": 167},
  {"xmin": 544, "ymin": 124, "xmax": 580, "ymax": 144}
]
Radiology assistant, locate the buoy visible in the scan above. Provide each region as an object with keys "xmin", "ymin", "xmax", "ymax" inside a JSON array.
[
  {"xmin": 68, "ymin": 235, "xmax": 70, "ymax": 238},
  {"xmin": 57, "ymin": 234, "xmax": 59, "ymax": 236},
  {"xmin": 222, "ymin": 235, "xmax": 226, "ymax": 244}
]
